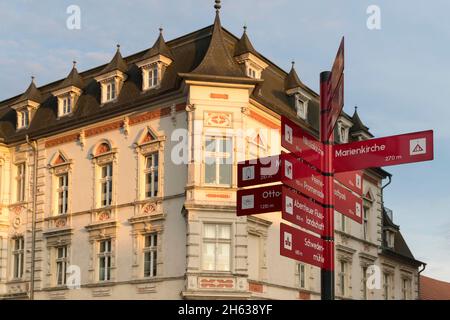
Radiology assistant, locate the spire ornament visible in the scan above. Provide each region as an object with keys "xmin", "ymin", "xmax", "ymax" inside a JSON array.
[{"xmin": 214, "ymin": 0, "xmax": 221, "ymax": 12}]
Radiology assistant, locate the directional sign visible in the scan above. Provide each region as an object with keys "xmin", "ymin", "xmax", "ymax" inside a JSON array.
[
  {"xmin": 334, "ymin": 130, "xmax": 434, "ymax": 173},
  {"xmin": 323, "ymin": 37, "xmax": 345, "ymax": 140},
  {"xmin": 281, "ymin": 153, "xmax": 325, "ymax": 204},
  {"xmin": 238, "ymin": 155, "xmax": 280, "ymax": 188},
  {"xmin": 282, "ymin": 186, "xmax": 325, "ymax": 236},
  {"xmin": 280, "ymin": 223, "xmax": 325, "ymax": 268},
  {"xmin": 329, "ymin": 37, "xmax": 345, "ymax": 100},
  {"xmin": 281, "ymin": 116, "xmax": 324, "ymax": 171},
  {"xmin": 237, "ymin": 184, "xmax": 282, "ymax": 216},
  {"xmin": 333, "ymin": 182, "xmax": 363, "ymax": 224},
  {"xmin": 335, "ymin": 170, "xmax": 363, "ymax": 196},
  {"xmin": 325, "ymin": 74, "xmax": 344, "ymax": 139}
]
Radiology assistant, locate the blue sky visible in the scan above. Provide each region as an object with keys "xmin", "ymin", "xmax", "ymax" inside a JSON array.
[{"xmin": 0, "ymin": 0, "xmax": 449, "ymax": 281}]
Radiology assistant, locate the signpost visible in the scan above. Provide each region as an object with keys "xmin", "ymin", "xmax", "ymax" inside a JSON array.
[
  {"xmin": 235, "ymin": 36, "xmax": 434, "ymax": 301},
  {"xmin": 237, "ymin": 184, "xmax": 282, "ymax": 216},
  {"xmin": 282, "ymin": 186, "xmax": 325, "ymax": 236},
  {"xmin": 282, "ymin": 116, "xmax": 324, "ymax": 171},
  {"xmin": 333, "ymin": 181, "xmax": 363, "ymax": 224},
  {"xmin": 335, "ymin": 170, "xmax": 363, "ymax": 195},
  {"xmin": 334, "ymin": 130, "xmax": 434, "ymax": 172},
  {"xmin": 280, "ymin": 223, "xmax": 325, "ymax": 268}
]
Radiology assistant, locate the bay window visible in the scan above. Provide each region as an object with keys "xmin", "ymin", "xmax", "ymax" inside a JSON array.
[{"xmin": 204, "ymin": 136, "xmax": 232, "ymax": 186}]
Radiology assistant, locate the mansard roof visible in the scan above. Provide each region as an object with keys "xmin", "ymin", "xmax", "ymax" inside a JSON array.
[
  {"xmin": 141, "ymin": 29, "xmax": 174, "ymax": 61},
  {"xmin": 381, "ymin": 208, "xmax": 424, "ymax": 267},
  {"xmin": 0, "ymin": 15, "xmax": 320, "ymax": 143}
]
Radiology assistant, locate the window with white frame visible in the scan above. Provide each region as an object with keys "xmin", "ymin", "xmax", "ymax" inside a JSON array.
[
  {"xmin": 204, "ymin": 136, "xmax": 232, "ymax": 186},
  {"xmin": 16, "ymin": 163, "xmax": 26, "ymax": 202},
  {"xmin": 100, "ymin": 163, "xmax": 113, "ymax": 207},
  {"xmin": 402, "ymin": 277, "xmax": 411, "ymax": 300},
  {"xmin": 341, "ymin": 215, "xmax": 346, "ymax": 233},
  {"xmin": 247, "ymin": 66, "xmax": 257, "ymax": 79},
  {"xmin": 17, "ymin": 109, "xmax": 30, "ymax": 129},
  {"xmin": 56, "ymin": 246, "xmax": 68, "ymax": 286},
  {"xmin": 383, "ymin": 272, "xmax": 390, "ymax": 300},
  {"xmin": 298, "ymin": 263, "xmax": 306, "ymax": 289},
  {"xmin": 57, "ymin": 173, "xmax": 69, "ymax": 215},
  {"xmin": 202, "ymin": 224, "xmax": 231, "ymax": 272},
  {"xmin": 12, "ymin": 237, "xmax": 24, "ymax": 279},
  {"xmin": 337, "ymin": 121, "xmax": 349, "ymax": 143},
  {"xmin": 105, "ymin": 81, "xmax": 117, "ymax": 102},
  {"xmin": 144, "ymin": 153, "xmax": 159, "ymax": 198},
  {"xmin": 148, "ymin": 65, "xmax": 159, "ymax": 89},
  {"xmin": 98, "ymin": 239, "xmax": 112, "ymax": 281},
  {"xmin": 62, "ymin": 96, "xmax": 72, "ymax": 116},
  {"xmin": 339, "ymin": 260, "xmax": 348, "ymax": 297},
  {"xmin": 295, "ymin": 95, "xmax": 308, "ymax": 120},
  {"xmin": 143, "ymin": 233, "xmax": 157, "ymax": 278},
  {"xmin": 362, "ymin": 266, "xmax": 368, "ymax": 300},
  {"xmin": 385, "ymin": 230, "xmax": 395, "ymax": 248},
  {"xmin": 363, "ymin": 206, "xmax": 369, "ymax": 240}
]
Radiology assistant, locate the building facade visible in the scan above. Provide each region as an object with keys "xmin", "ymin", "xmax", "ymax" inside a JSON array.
[{"xmin": 0, "ymin": 2, "xmax": 423, "ymax": 300}]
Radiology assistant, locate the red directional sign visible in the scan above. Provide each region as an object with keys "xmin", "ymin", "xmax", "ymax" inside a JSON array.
[
  {"xmin": 335, "ymin": 170, "xmax": 363, "ymax": 196},
  {"xmin": 333, "ymin": 182, "xmax": 363, "ymax": 224},
  {"xmin": 238, "ymin": 155, "xmax": 280, "ymax": 188},
  {"xmin": 281, "ymin": 116, "xmax": 324, "ymax": 171},
  {"xmin": 237, "ymin": 184, "xmax": 282, "ymax": 216},
  {"xmin": 323, "ymin": 37, "xmax": 345, "ymax": 140},
  {"xmin": 282, "ymin": 186, "xmax": 325, "ymax": 236},
  {"xmin": 334, "ymin": 130, "xmax": 434, "ymax": 173},
  {"xmin": 281, "ymin": 153, "xmax": 325, "ymax": 204},
  {"xmin": 280, "ymin": 223, "xmax": 325, "ymax": 268}
]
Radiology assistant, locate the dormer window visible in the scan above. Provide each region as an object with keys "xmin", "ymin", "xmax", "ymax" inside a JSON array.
[
  {"xmin": 247, "ymin": 65, "xmax": 258, "ymax": 79},
  {"xmin": 137, "ymin": 57, "xmax": 171, "ymax": 92},
  {"xmin": 236, "ymin": 54, "xmax": 267, "ymax": 80},
  {"xmin": 295, "ymin": 94, "xmax": 308, "ymax": 120},
  {"xmin": 95, "ymin": 73, "xmax": 126, "ymax": 104},
  {"xmin": 18, "ymin": 109, "xmax": 29, "ymax": 129},
  {"xmin": 385, "ymin": 230, "xmax": 395, "ymax": 248},
  {"xmin": 62, "ymin": 96, "xmax": 72, "ymax": 115},
  {"xmin": 106, "ymin": 81, "xmax": 117, "ymax": 101}
]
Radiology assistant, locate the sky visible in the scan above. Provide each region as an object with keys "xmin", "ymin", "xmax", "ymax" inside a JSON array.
[{"xmin": 0, "ymin": 0, "xmax": 449, "ymax": 281}]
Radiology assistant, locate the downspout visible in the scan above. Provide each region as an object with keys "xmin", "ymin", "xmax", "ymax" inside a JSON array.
[
  {"xmin": 26, "ymin": 135, "xmax": 38, "ymax": 300},
  {"xmin": 381, "ymin": 174, "xmax": 392, "ymax": 209},
  {"xmin": 418, "ymin": 263, "xmax": 426, "ymax": 300}
]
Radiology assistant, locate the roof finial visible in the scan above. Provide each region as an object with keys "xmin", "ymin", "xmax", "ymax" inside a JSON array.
[
  {"xmin": 214, "ymin": 0, "xmax": 221, "ymax": 12},
  {"xmin": 159, "ymin": 26, "xmax": 163, "ymax": 35},
  {"xmin": 291, "ymin": 61, "xmax": 295, "ymax": 68},
  {"xmin": 73, "ymin": 60, "xmax": 77, "ymax": 68},
  {"xmin": 355, "ymin": 106, "xmax": 358, "ymax": 112},
  {"xmin": 31, "ymin": 75, "xmax": 35, "ymax": 83},
  {"xmin": 116, "ymin": 44, "xmax": 121, "ymax": 51},
  {"xmin": 243, "ymin": 24, "xmax": 247, "ymax": 33}
]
